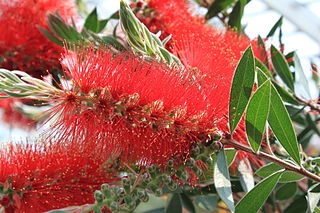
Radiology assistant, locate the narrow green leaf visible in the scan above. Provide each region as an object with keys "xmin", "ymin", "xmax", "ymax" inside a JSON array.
[
  {"xmin": 285, "ymin": 51, "xmax": 295, "ymax": 67},
  {"xmin": 294, "ymin": 53, "xmax": 312, "ymax": 99},
  {"xmin": 306, "ymin": 113, "xmax": 320, "ymax": 136},
  {"xmin": 271, "ymin": 45, "xmax": 295, "ymax": 91},
  {"xmin": 311, "ymin": 157, "xmax": 320, "ymax": 165},
  {"xmin": 101, "ymin": 36, "xmax": 125, "ymax": 51},
  {"xmin": 38, "ymin": 27, "xmax": 63, "ymax": 46},
  {"xmin": 266, "ymin": 16, "xmax": 283, "ymax": 38},
  {"xmin": 272, "ymin": 83, "xmax": 300, "ymax": 105},
  {"xmin": 268, "ymin": 84, "xmax": 300, "ymax": 164},
  {"xmin": 206, "ymin": 0, "xmax": 236, "ymax": 20},
  {"xmin": 238, "ymin": 159, "xmax": 255, "ymax": 192},
  {"xmin": 228, "ymin": 0, "xmax": 246, "ymax": 31},
  {"xmin": 246, "ymin": 80, "xmax": 271, "ymax": 152},
  {"xmin": 194, "ymin": 195, "xmax": 217, "ymax": 211},
  {"xmin": 255, "ymin": 163, "xmax": 304, "ymax": 182},
  {"xmin": 179, "ymin": 193, "xmax": 195, "ymax": 213},
  {"xmin": 275, "ymin": 182, "xmax": 297, "ymax": 200},
  {"xmin": 284, "ymin": 195, "xmax": 307, "ymax": 213},
  {"xmin": 84, "ymin": 8, "xmax": 99, "ymax": 32},
  {"xmin": 229, "ymin": 46, "xmax": 255, "ymax": 133},
  {"xmin": 255, "ymin": 58, "xmax": 272, "ymax": 78},
  {"xmin": 256, "ymin": 67, "xmax": 268, "ymax": 86},
  {"xmin": 307, "ymin": 183, "xmax": 320, "ymax": 212},
  {"xmin": 165, "ymin": 194, "xmax": 182, "ymax": 213},
  {"xmin": 214, "ymin": 149, "xmax": 235, "ymax": 212},
  {"xmin": 84, "ymin": 8, "xmax": 109, "ymax": 33},
  {"xmin": 225, "ymin": 149, "xmax": 237, "ymax": 166},
  {"xmin": 235, "ymin": 171, "xmax": 283, "ymax": 213},
  {"xmin": 256, "ymin": 68, "xmax": 300, "ymax": 105}
]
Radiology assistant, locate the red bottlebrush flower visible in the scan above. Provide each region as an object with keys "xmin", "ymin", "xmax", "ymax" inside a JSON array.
[
  {"xmin": 0, "ymin": 0, "xmax": 76, "ymax": 77},
  {"xmin": 0, "ymin": 141, "xmax": 117, "ymax": 212},
  {"xmin": 0, "ymin": 95, "xmax": 35, "ymax": 129},
  {"xmin": 146, "ymin": 0, "xmax": 264, "ymax": 168},
  {"xmin": 43, "ymin": 46, "xmax": 221, "ymax": 167}
]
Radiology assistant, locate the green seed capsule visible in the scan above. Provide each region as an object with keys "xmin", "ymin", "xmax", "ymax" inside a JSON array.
[
  {"xmin": 94, "ymin": 190, "xmax": 103, "ymax": 203},
  {"xmin": 167, "ymin": 181, "xmax": 178, "ymax": 191},
  {"xmin": 108, "ymin": 201, "xmax": 119, "ymax": 211},
  {"xmin": 154, "ymin": 188, "xmax": 163, "ymax": 197},
  {"xmin": 185, "ymin": 158, "xmax": 196, "ymax": 166},
  {"xmin": 167, "ymin": 160, "xmax": 174, "ymax": 168}
]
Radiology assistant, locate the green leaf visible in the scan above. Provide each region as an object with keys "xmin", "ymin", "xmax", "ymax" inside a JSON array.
[
  {"xmin": 38, "ymin": 27, "xmax": 63, "ymax": 46},
  {"xmin": 255, "ymin": 163, "xmax": 304, "ymax": 182},
  {"xmin": 306, "ymin": 113, "xmax": 320, "ymax": 136},
  {"xmin": 284, "ymin": 195, "xmax": 307, "ymax": 213},
  {"xmin": 255, "ymin": 58, "xmax": 272, "ymax": 78},
  {"xmin": 307, "ymin": 183, "xmax": 320, "ymax": 212},
  {"xmin": 272, "ymin": 83, "xmax": 300, "ymax": 105},
  {"xmin": 238, "ymin": 159, "xmax": 255, "ymax": 192},
  {"xmin": 266, "ymin": 16, "xmax": 283, "ymax": 38},
  {"xmin": 165, "ymin": 194, "xmax": 182, "ymax": 213},
  {"xmin": 84, "ymin": 8, "xmax": 109, "ymax": 33},
  {"xmin": 294, "ymin": 53, "xmax": 312, "ymax": 99},
  {"xmin": 179, "ymin": 193, "xmax": 195, "ymax": 213},
  {"xmin": 48, "ymin": 14, "xmax": 82, "ymax": 42},
  {"xmin": 271, "ymin": 45, "xmax": 295, "ymax": 91},
  {"xmin": 256, "ymin": 68, "xmax": 300, "ymax": 105},
  {"xmin": 101, "ymin": 36, "xmax": 125, "ymax": 51},
  {"xmin": 285, "ymin": 51, "xmax": 295, "ymax": 67},
  {"xmin": 311, "ymin": 157, "xmax": 320, "ymax": 165},
  {"xmin": 214, "ymin": 149, "xmax": 235, "ymax": 212},
  {"xmin": 228, "ymin": 0, "xmax": 247, "ymax": 31},
  {"xmin": 229, "ymin": 46, "xmax": 255, "ymax": 133},
  {"xmin": 256, "ymin": 67, "xmax": 268, "ymax": 85},
  {"xmin": 225, "ymin": 148, "xmax": 237, "ymax": 166},
  {"xmin": 246, "ymin": 80, "xmax": 271, "ymax": 152},
  {"xmin": 206, "ymin": 0, "xmax": 236, "ymax": 20},
  {"xmin": 194, "ymin": 195, "xmax": 217, "ymax": 211},
  {"xmin": 84, "ymin": 8, "xmax": 99, "ymax": 32},
  {"xmin": 275, "ymin": 182, "xmax": 297, "ymax": 200},
  {"xmin": 315, "ymin": 207, "xmax": 320, "ymax": 213},
  {"xmin": 235, "ymin": 171, "xmax": 283, "ymax": 213},
  {"xmin": 268, "ymin": 84, "xmax": 301, "ymax": 164}
]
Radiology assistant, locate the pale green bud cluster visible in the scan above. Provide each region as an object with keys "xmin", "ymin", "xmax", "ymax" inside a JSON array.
[
  {"xmin": 119, "ymin": 0, "xmax": 181, "ymax": 66},
  {"xmin": 0, "ymin": 69, "xmax": 62, "ymax": 99}
]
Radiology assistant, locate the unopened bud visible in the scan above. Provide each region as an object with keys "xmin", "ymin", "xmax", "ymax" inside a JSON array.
[
  {"xmin": 185, "ymin": 158, "xmax": 196, "ymax": 166},
  {"xmin": 167, "ymin": 182, "xmax": 178, "ymax": 191},
  {"xmin": 94, "ymin": 190, "xmax": 103, "ymax": 203}
]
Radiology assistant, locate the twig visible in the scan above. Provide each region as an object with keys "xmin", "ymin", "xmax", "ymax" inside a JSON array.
[
  {"xmin": 293, "ymin": 94, "xmax": 320, "ymax": 114},
  {"xmin": 221, "ymin": 138, "xmax": 320, "ymax": 182}
]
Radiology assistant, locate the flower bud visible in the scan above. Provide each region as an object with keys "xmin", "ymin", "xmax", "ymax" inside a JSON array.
[
  {"xmin": 167, "ymin": 181, "xmax": 178, "ymax": 191},
  {"xmin": 101, "ymin": 184, "xmax": 112, "ymax": 198},
  {"xmin": 108, "ymin": 201, "xmax": 119, "ymax": 211},
  {"xmin": 185, "ymin": 158, "xmax": 196, "ymax": 166},
  {"xmin": 94, "ymin": 190, "xmax": 103, "ymax": 203}
]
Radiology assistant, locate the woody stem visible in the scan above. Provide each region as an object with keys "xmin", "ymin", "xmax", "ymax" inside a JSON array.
[{"xmin": 221, "ymin": 138, "xmax": 320, "ymax": 182}]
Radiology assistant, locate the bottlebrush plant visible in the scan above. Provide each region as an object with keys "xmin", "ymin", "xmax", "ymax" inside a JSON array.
[{"xmin": 0, "ymin": 0, "xmax": 320, "ymax": 212}]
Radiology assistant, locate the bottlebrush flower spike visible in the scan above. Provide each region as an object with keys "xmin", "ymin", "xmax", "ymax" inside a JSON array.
[
  {"xmin": 0, "ymin": 0, "xmax": 76, "ymax": 77},
  {"xmin": 0, "ymin": 141, "xmax": 117, "ymax": 212},
  {"xmin": 23, "ymin": 44, "xmax": 229, "ymax": 169},
  {"xmin": 145, "ymin": 0, "xmax": 264, "ymax": 168}
]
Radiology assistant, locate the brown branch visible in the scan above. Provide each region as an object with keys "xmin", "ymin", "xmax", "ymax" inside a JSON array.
[
  {"xmin": 293, "ymin": 94, "xmax": 320, "ymax": 114},
  {"xmin": 221, "ymin": 138, "xmax": 320, "ymax": 182}
]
